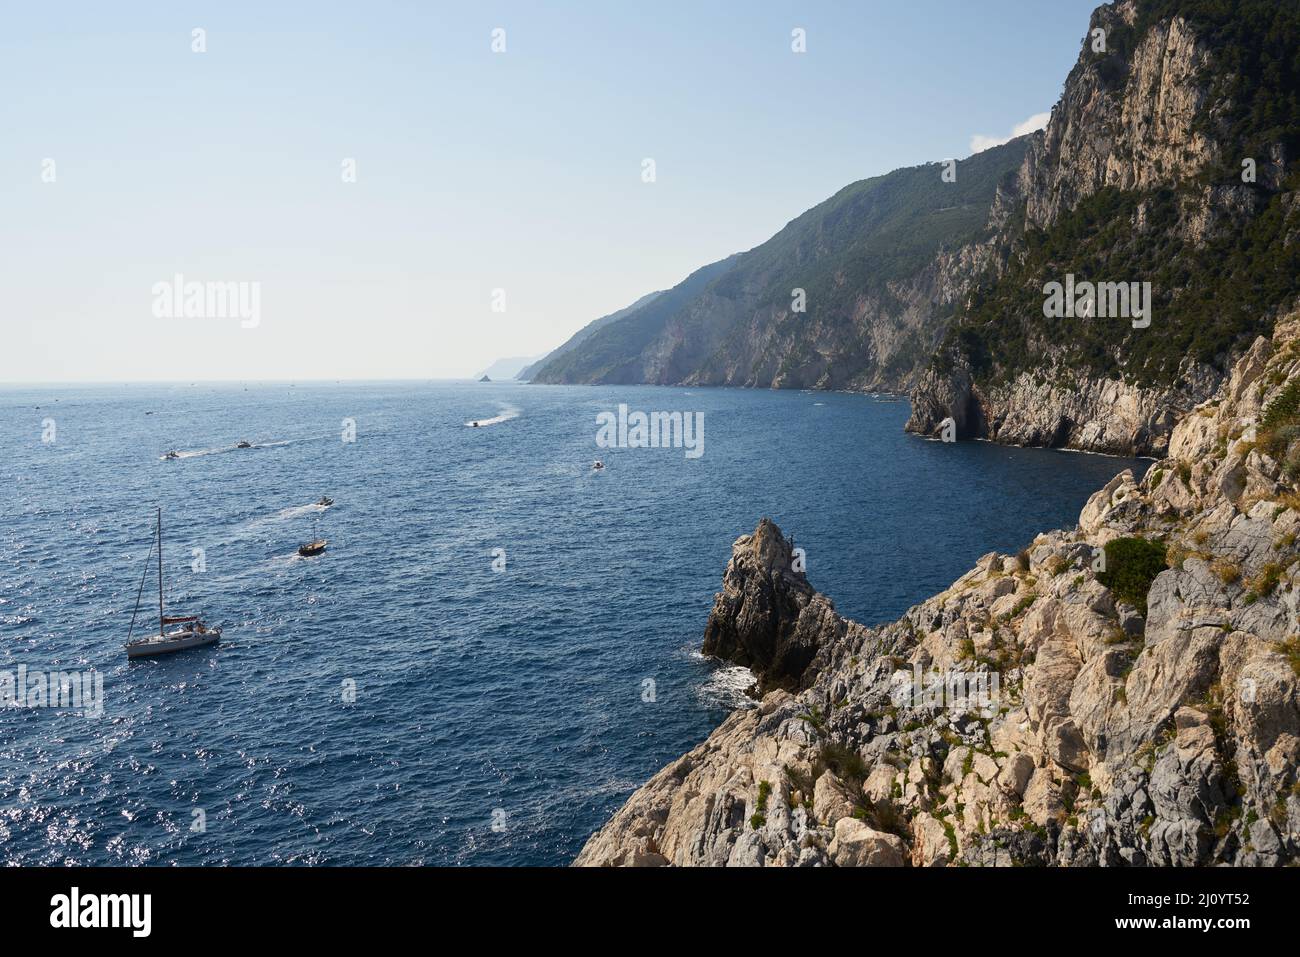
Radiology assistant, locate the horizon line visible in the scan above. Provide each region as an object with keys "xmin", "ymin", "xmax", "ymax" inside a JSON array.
[{"xmin": 0, "ymin": 377, "xmax": 533, "ymax": 387}]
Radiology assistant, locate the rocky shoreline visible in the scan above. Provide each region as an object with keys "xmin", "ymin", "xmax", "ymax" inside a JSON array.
[
  {"xmin": 575, "ymin": 313, "xmax": 1300, "ymax": 867},
  {"xmin": 905, "ymin": 361, "xmax": 1223, "ymax": 457}
]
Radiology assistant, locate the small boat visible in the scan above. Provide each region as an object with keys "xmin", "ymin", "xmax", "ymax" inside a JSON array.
[
  {"xmin": 316, "ymin": 496, "xmax": 334, "ymax": 507},
  {"xmin": 471, "ymin": 421, "xmax": 480, "ymax": 428},
  {"xmin": 124, "ymin": 508, "xmax": 221, "ymax": 659},
  {"xmin": 592, "ymin": 460, "xmax": 605, "ymax": 471},
  {"xmin": 236, "ymin": 440, "xmax": 253, "ymax": 449},
  {"xmin": 298, "ymin": 540, "xmax": 328, "ymax": 557},
  {"xmin": 163, "ymin": 450, "xmax": 180, "ymax": 460}
]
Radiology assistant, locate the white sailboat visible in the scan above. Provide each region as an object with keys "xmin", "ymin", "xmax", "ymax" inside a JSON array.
[{"xmin": 124, "ymin": 508, "xmax": 221, "ymax": 659}]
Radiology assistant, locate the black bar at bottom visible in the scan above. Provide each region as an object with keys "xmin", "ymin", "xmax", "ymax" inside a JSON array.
[{"xmin": 0, "ymin": 865, "xmax": 1279, "ymax": 942}]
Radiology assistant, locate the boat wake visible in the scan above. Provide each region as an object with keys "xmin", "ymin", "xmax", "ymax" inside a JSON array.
[
  {"xmin": 210, "ymin": 500, "xmax": 333, "ymax": 551},
  {"xmin": 465, "ymin": 404, "xmax": 520, "ymax": 428},
  {"xmin": 159, "ymin": 443, "xmax": 261, "ymax": 459},
  {"xmin": 274, "ymin": 502, "xmax": 330, "ymax": 520},
  {"xmin": 159, "ymin": 447, "xmax": 223, "ymax": 460},
  {"xmin": 158, "ymin": 435, "xmax": 326, "ymax": 460}
]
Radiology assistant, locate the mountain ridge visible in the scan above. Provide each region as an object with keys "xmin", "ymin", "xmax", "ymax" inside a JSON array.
[
  {"xmin": 530, "ymin": 0, "xmax": 1300, "ymax": 459},
  {"xmin": 515, "ymin": 290, "xmax": 664, "ymax": 381},
  {"xmin": 530, "ymin": 139, "xmax": 1030, "ymax": 392}
]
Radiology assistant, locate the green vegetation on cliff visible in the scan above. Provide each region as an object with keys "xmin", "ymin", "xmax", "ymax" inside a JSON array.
[
  {"xmin": 1117, "ymin": 0, "xmax": 1300, "ymax": 174},
  {"xmin": 938, "ymin": 175, "xmax": 1300, "ymax": 387},
  {"xmin": 533, "ymin": 138, "xmax": 1029, "ymax": 389},
  {"xmin": 1097, "ymin": 536, "xmax": 1169, "ymax": 613},
  {"xmin": 931, "ymin": 0, "xmax": 1300, "ymax": 392}
]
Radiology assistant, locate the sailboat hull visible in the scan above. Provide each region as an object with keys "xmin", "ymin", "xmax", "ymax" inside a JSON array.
[
  {"xmin": 125, "ymin": 629, "xmax": 221, "ymax": 659},
  {"xmin": 126, "ymin": 508, "xmax": 224, "ymax": 659}
]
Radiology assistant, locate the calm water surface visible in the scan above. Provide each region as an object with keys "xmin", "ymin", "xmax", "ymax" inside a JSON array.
[{"xmin": 0, "ymin": 381, "xmax": 1147, "ymax": 864}]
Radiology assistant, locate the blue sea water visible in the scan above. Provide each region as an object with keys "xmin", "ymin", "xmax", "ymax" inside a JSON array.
[{"xmin": 0, "ymin": 381, "xmax": 1147, "ymax": 865}]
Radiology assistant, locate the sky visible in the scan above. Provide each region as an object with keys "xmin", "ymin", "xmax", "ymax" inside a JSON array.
[{"xmin": 0, "ymin": 0, "xmax": 1101, "ymax": 382}]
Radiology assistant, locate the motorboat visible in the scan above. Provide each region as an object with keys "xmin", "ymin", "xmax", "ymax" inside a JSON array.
[
  {"xmin": 124, "ymin": 508, "xmax": 222, "ymax": 659},
  {"xmin": 592, "ymin": 460, "xmax": 605, "ymax": 470},
  {"xmin": 316, "ymin": 496, "xmax": 334, "ymax": 507},
  {"xmin": 163, "ymin": 450, "xmax": 180, "ymax": 460},
  {"xmin": 236, "ymin": 440, "xmax": 253, "ymax": 449}
]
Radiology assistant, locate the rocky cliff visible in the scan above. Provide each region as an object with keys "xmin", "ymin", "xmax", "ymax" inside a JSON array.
[
  {"xmin": 576, "ymin": 311, "xmax": 1300, "ymax": 866},
  {"xmin": 698, "ymin": 518, "xmax": 844, "ymax": 695},
  {"xmin": 531, "ymin": 139, "xmax": 1028, "ymax": 392},
  {"xmin": 907, "ymin": 0, "xmax": 1300, "ymax": 455}
]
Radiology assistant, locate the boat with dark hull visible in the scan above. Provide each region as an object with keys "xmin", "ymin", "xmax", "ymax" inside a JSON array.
[{"xmin": 298, "ymin": 539, "xmax": 328, "ymax": 557}]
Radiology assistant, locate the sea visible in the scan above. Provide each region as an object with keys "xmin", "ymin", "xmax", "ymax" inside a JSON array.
[{"xmin": 0, "ymin": 381, "xmax": 1148, "ymax": 865}]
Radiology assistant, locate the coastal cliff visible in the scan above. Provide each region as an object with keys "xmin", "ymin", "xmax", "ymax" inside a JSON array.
[
  {"xmin": 529, "ymin": 1, "xmax": 1299, "ymax": 457},
  {"xmin": 529, "ymin": 139, "xmax": 1029, "ymax": 393},
  {"xmin": 906, "ymin": 0, "xmax": 1300, "ymax": 455},
  {"xmin": 576, "ymin": 312, "xmax": 1300, "ymax": 866}
]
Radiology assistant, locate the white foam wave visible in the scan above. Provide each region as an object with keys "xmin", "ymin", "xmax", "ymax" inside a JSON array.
[{"xmin": 698, "ymin": 665, "xmax": 758, "ymax": 711}]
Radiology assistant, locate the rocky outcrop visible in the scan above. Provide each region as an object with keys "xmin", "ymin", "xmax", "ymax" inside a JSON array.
[
  {"xmin": 700, "ymin": 518, "xmax": 846, "ymax": 694},
  {"xmin": 576, "ymin": 313, "xmax": 1300, "ymax": 866}
]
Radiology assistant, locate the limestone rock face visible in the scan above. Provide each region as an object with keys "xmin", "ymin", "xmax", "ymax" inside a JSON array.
[
  {"xmin": 577, "ymin": 317, "xmax": 1300, "ymax": 867},
  {"xmin": 812, "ymin": 773, "xmax": 857, "ymax": 827},
  {"xmin": 906, "ymin": 364, "xmax": 980, "ymax": 440},
  {"xmin": 910, "ymin": 813, "xmax": 953, "ymax": 867},
  {"xmin": 1024, "ymin": 1, "xmax": 1216, "ymax": 230},
  {"xmin": 906, "ymin": 0, "xmax": 1290, "ymax": 456},
  {"xmin": 701, "ymin": 517, "xmax": 842, "ymax": 693},
  {"xmin": 907, "ymin": 359, "xmax": 1221, "ymax": 456},
  {"xmin": 829, "ymin": 819, "xmax": 907, "ymax": 867}
]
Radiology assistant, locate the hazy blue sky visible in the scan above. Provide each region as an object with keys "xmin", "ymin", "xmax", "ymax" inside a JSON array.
[{"xmin": 2, "ymin": 0, "xmax": 1099, "ymax": 382}]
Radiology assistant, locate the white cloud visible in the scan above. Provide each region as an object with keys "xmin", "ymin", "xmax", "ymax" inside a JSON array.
[{"xmin": 969, "ymin": 111, "xmax": 1051, "ymax": 154}]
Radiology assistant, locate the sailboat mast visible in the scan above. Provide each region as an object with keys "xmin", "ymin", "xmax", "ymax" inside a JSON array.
[{"xmin": 157, "ymin": 507, "xmax": 164, "ymax": 637}]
